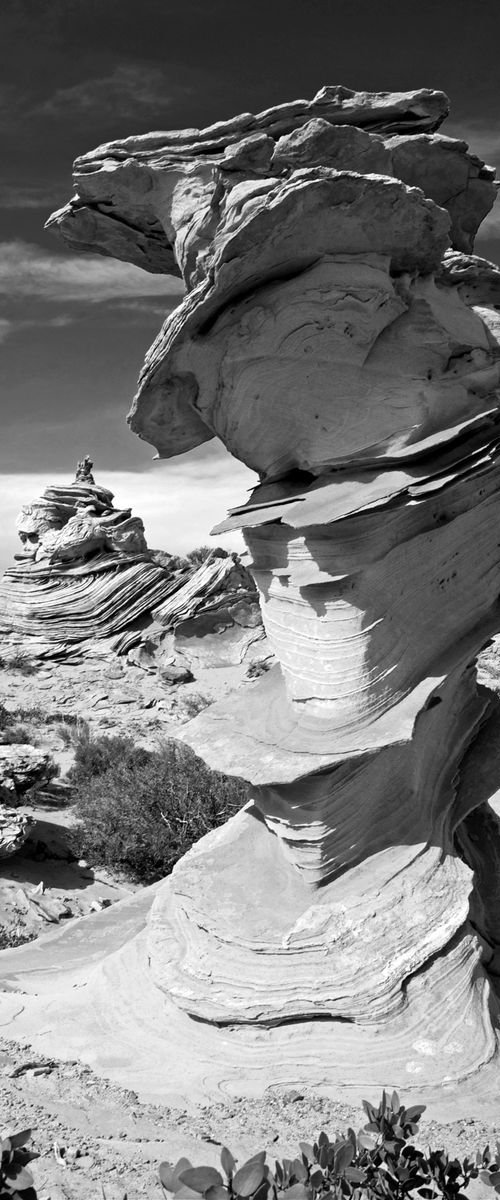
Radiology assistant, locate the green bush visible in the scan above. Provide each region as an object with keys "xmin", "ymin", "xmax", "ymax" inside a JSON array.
[
  {"xmin": 3, "ymin": 1093, "xmax": 500, "ymax": 1200},
  {"xmin": 0, "ymin": 1126, "xmax": 38, "ymax": 1199},
  {"xmin": 159, "ymin": 1091, "xmax": 500, "ymax": 1200},
  {"xmin": 70, "ymin": 732, "xmax": 248, "ymax": 883}
]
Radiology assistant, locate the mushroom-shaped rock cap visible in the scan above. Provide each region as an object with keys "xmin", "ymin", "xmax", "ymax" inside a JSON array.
[
  {"xmin": 45, "ymin": 84, "xmax": 499, "ymax": 474},
  {"xmin": 129, "ymin": 171, "xmax": 452, "ymax": 469},
  {"xmin": 46, "ymin": 86, "xmax": 451, "ymax": 272}
]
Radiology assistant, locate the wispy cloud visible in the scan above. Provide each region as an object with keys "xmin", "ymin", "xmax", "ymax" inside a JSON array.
[
  {"xmin": 0, "ymin": 319, "xmax": 13, "ymax": 344},
  {"xmin": 38, "ymin": 64, "xmax": 189, "ymax": 120},
  {"xmin": 105, "ymin": 299, "xmax": 179, "ymax": 325},
  {"xmin": 0, "ymin": 302, "xmax": 174, "ymax": 342},
  {"xmin": 0, "ymin": 313, "xmax": 75, "ymax": 344},
  {"xmin": 0, "ymin": 241, "xmax": 184, "ymax": 304},
  {"xmin": 0, "ymin": 61, "xmax": 197, "ymax": 140},
  {"xmin": 0, "ymin": 184, "xmax": 64, "ymax": 210}
]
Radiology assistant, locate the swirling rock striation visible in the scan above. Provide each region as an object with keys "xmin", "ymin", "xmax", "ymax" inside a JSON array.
[
  {"xmin": 0, "ymin": 458, "xmax": 187, "ymax": 653},
  {"xmin": 32, "ymin": 85, "xmax": 500, "ymax": 1090},
  {"xmin": 0, "ymin": 463, "xmax": 266, "ymax": 678},
  {"xmin": 148, "ymin": 550, "xmax": 265, "ymax": 670}
]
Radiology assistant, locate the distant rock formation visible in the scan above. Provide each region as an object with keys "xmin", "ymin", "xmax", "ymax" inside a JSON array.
[
  {"xmin": 0, "ymin": 458, "xmax": 173, "ymax": 655},
  {"xmin": 0, "ymin": 460, "xmax": 266, "ymax": 672},
  {"xmin": 5, "ymin": 85, "xmax": 500, "ymax": 1101},
  {"xmin": 14, "ymin": 456, "xmax": 149, "ymax": 565}
]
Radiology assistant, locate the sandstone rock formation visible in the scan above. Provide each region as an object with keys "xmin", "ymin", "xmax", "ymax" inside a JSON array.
[
  {"xmin": 4, "ymin": 85, "xmax": 500, "ymax": 1099},
  {"xmin": 0, "ymin": 461, "xmax": 265, "ymax": 676},
  {"xmin": 135, "ymin": 550, "xmax": 266, "ymax": 672},
  {"xmin": 0, "ymin": 458, "xmax": 192, "ymax": 656}
]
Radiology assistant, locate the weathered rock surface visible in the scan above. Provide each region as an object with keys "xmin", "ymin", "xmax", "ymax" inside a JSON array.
[
  {"xmin": 6, "ymin": 84, "xmax": 500, "ymax": 1099},
  {"xmin": 0, "ymin": 576, "xmax": 268, "ymax": 741},
  {"xmin": 0, "ymin": 745, "xmax": 55, "ymax": 805},
  {"xmin": 0, "ymin": 806, "xmax": 33, "ymax": 858},
  {"xmin": 0, "ymin": 462, "xmax": 266, "ymax": 674},
  {"xmin": 146, "ymin": 551, "xmax": 266, "ymax": 670},
  {"xmin": 47, "ymin": 85, "xmax": 471, "ymax": 277},
  {"xmin": 0, "ymin": 457, "xmax": 177, "ymax": 653},
  {"xmin": 47, "ymin": 87, "xmax": 497, "ymax": 467}
]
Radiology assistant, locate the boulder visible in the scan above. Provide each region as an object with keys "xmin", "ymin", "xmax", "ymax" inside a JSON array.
[
  {"xmin": 0, "ymin": 745, "xmax": 55, "ymax": 804},
  {"xmin": 0, "ymin": 808, "xmax": 34, "ymax": 858}
]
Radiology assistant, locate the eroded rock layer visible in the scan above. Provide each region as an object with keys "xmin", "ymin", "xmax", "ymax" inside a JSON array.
[
  {"xmin": 0, "ymin": 457, "xmax": 177, "ymax": 651},
  {"xmin": 0, "ymin": 457, "xmax": 266, "ymax": 673},
  {"xmin": 36, "ymin": 85, "xmax": 500, "ymax": 1087}
]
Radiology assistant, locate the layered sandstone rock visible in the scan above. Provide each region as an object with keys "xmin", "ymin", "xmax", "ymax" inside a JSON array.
[
  {"xmin": 0, "ymin": 457, "xmax": 186, "ymax": 655},
  {"xmin": 146, "ymin": 551, "xmax": 266, "ymax": 670},
  {"xmin": 0, "ymin": 460, "xmax": 265, "ymax": 672},
  {"xmin": 20, "ymin": 85, "xmax": 500, "ymax": 1092}
]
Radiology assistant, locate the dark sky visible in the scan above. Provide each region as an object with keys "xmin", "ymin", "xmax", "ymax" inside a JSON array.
[{"xmin": 0, "ymin": 0, "xmax": 499, "ymax": 560}]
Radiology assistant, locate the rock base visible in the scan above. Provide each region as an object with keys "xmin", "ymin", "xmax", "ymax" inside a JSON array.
[
  {"xmin": 2, "ymin": 692, "xmax": 500, "ymax": 1114},
  {"xmin": 0, "ymin": 899, "xmax": 498, "ymax": 1118}
]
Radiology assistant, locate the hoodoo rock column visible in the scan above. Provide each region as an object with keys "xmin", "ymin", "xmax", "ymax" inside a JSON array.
[{"xmin": 46, "ymin": 86, "xmax": 500, "ymax": 1087}]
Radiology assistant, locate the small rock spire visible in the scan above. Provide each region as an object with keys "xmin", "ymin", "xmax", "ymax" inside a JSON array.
[{"xmin": 74, "ymin": 455, "xmax": 95, "ymax": 485}]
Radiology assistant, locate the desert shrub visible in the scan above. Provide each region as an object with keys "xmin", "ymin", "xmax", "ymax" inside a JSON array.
[
  {"xmin": 70, "ymin": 729, "xmax": 136, "ymax": 786},
  {"xmin": 152, "ymin": 548, "xmax": 190, "ymax": 573},
  {"xmin": 186, "ymin": 545, "xmax": 214, "ymax": 566},
  {"xmin": 0, "ymin": 705, "xmax": 75, "ymax": 748},
  {"xmin": 186, "ymin": 545, "xmax": 229, "ymax": 567},
  {"xmin": 0, "ymin": 928, "xmax": 37, "ymax": 951},
  {"xmin": 159, "ymin": 1091, "xmax": 500, "ymax": 1200},
  {"xmin": 3, "ymin": 725, "xmax": 33, "ymax": 745},
  {"xmin": 56, "ymin": 722, "xmax": 73, "ymax": 747},
  {"xmin": 70, "ymin": 732, "xmax": 248, "ymax": 883},
  {"xmin": 0, "ymin": 705, "xmax": 11, "ymax": 732},
  {"xmin": 12, "ymin": 707, "xmax": 78, "ymax": 727},
  {"xmin": 5, "ymin": 652, "xmax": 38, "ymax": 676},
  {"xmin": 0, "ymin": 705, "xmax": 33, "ymax": 744},
  {"xmin": 177, "ymin": 692, "xmax": 210, "ymax": 720}
]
